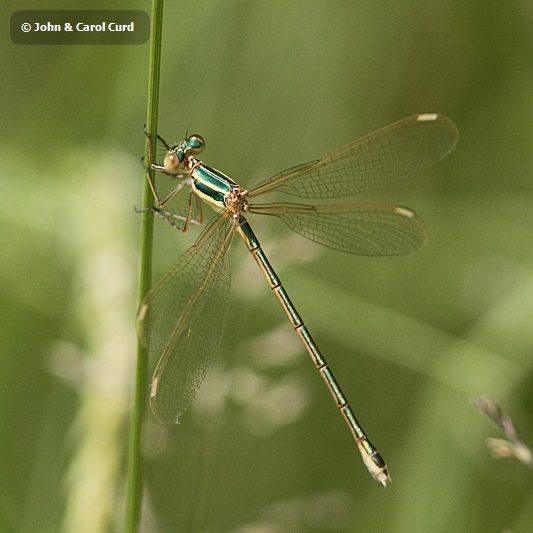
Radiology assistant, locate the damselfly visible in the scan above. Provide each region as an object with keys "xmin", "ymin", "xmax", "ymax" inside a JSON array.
[{"xmin": 137, "ymin": 114, "xmax": 458, "ymax": 486}]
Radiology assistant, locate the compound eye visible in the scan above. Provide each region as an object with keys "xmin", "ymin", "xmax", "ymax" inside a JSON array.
[
  {"xmin": 164, "ymin": 151, "xmax": 181, "ymax": 174},
  {"xmin": 187, "ymin": 134, "xmax": 205, "ymax": 155}
]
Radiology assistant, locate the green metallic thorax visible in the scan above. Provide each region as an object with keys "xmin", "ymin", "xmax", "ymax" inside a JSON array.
[{"xmin": 191, "ymin": 163, "xmax": 240, "ymax": 211}]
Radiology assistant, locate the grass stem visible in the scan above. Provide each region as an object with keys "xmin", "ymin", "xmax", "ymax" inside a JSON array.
[{"xmin": 124, "ymin": 1, "xmax": 164, "ymax": 531}]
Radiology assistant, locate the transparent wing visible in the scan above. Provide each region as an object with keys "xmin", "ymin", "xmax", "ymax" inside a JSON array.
[
  {"xmin": 247, "ymin": 114, "xmax": 458, "ymax": 199},
  {"xmin": 137, "ymin": 211, "xmax": 236, "ymax": 423},
  {"xmin": 248, "ymin": 202, "xmax": 427, "ymax": 255}
]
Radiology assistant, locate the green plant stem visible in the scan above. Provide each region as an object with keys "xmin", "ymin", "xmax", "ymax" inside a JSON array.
[{"xmin": 125, "ymin": 1, "xmax": 164, "ymax": 531}]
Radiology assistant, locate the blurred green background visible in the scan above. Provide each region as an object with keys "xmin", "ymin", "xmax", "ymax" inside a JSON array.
[{"xmin": 2, "ymin": 1, "xmax": 532, "ymax": 531}]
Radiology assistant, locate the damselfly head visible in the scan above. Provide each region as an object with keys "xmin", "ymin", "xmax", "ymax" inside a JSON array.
[
  {"xmin": 163, "ymin": 150, "xmax": 185, "ymax": 174},
  {"xmin": 165, "ymin": 135, "xmax": 205, "ymax": 174}
]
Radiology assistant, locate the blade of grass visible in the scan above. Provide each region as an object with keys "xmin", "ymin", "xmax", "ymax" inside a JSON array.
[{"xmin": 125, "ymin": 0, "xmax": 164, "ymax": 531}]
